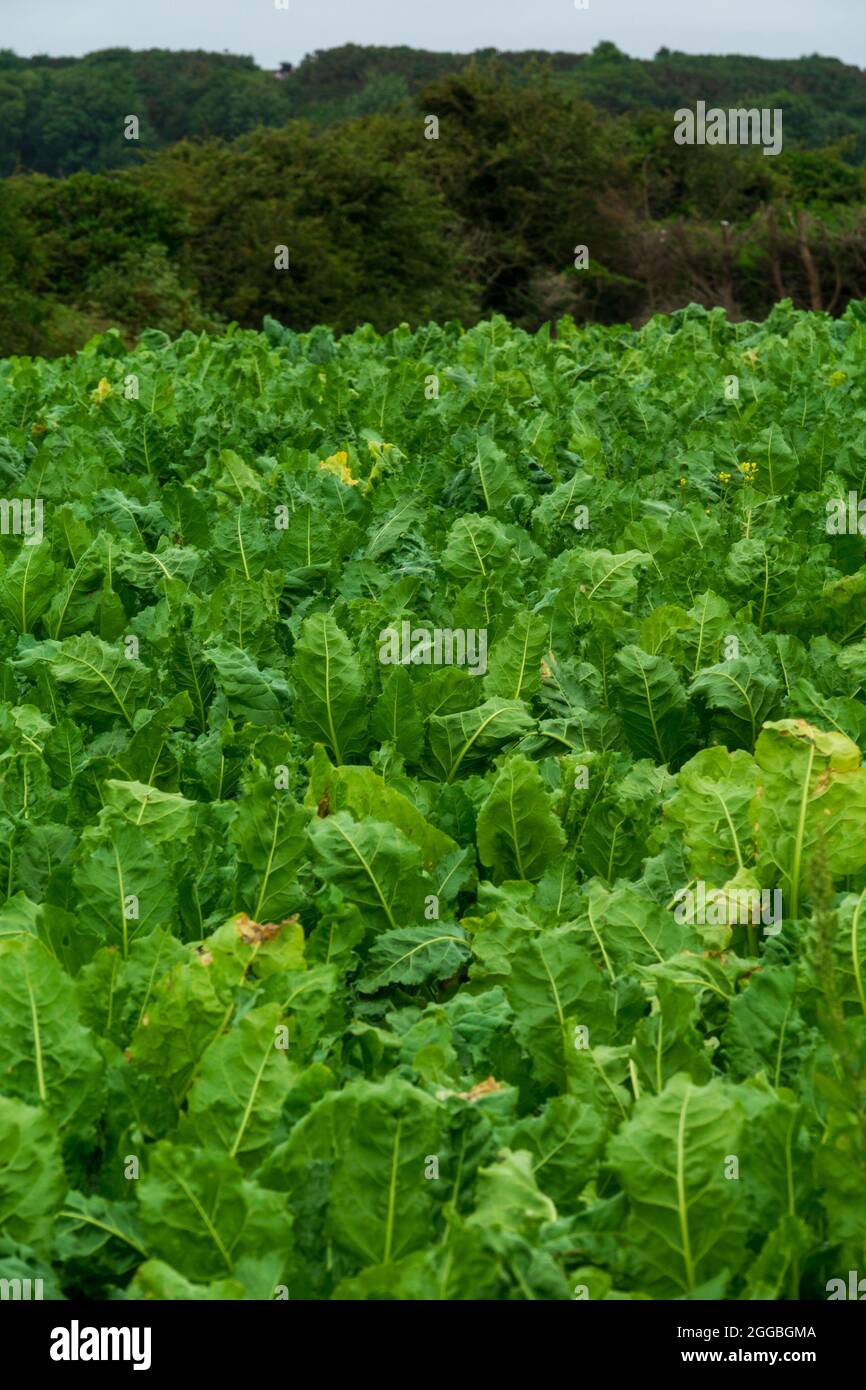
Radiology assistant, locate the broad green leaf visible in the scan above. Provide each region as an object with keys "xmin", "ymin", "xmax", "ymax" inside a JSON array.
[
  {"xmin": 0, "ymin": 542, "xmax": 58, "ymax": 634},
  {"xmin": 204, "ymin": 642, "xmax": 288, "ymax": 725},
  {"xmin": 183, "ymin": 1003, "xmax": 293, "ymax": 1166},
  {"xmin": 506, "ymin": 927, "xmax": 615, "ymax": 1089},
  {"xmin": 506, "ymin": 1096, "xmax": 605, "ymax": 1212},
  {"xmin": 12, "ymin": 634, "xmax": 151, "ymax": 728},
  {"xmin": 305, "ymin": 749, "xmax": 457, "ymax": 870},
  {"xmin": 427, "ymin": 698, "xmax": 535, "ymax": 782},
  {"xmin": 630, "ymin": 978, "xmax": 712, "ymax": 1095},
  {"xmin": 372, "ymin": 666, "xmax": 424, "ymax": 761},
  {"xmin": 607, "ymin": 1075, "xmax": 748, "ymax": 1296},
  {"xmin": 102, "ymin": 780, "xmax": 196, "ymax": 843},
  {"xmin": 665, "ymin": 745, "xmax": 758, "ymax": 882},
  {"xmin": 441, "ymin": 514, "xmax": 512, "ymax": 581},
  {"xmin": 356, "ymin": 925, "xmax": 470, "ymax": 993},
  {"xmin": 742, "ymin": 1216, "xmax": 814, "ymax": 1300},
  {"xmin": 281, "ymin": 1076, "xmax": 443, "ymax": 1268},
  {"xmin": 127, "ymin": 1260, "xmax": 245, "ymax": 1300},
  {"xmin": 476, "ymin": 753, "xmax": 565, "ymax": 883},
  {"xmin": 333, "ymin": 1223, "xmax": 500, "ymax": 1300},
  {"xmin": 574, "ymin": 882, "xmax": 695, "ymax": 980},
  {"xmin": 683, "ymin": 590, "xmax": 731, "ymax": 675},
  {"xmin": 137, "ymin": 1141, "xmax": 292, "ymax": 1287},
  {"xmin": 563, "ymin": 548, "xmax": 650, "ymax": 622},
  {"xmin": 467, "ymin": 1149, "xmax": 557, "ymax": 1233},
  {"xmin": 722, "ymin": 965, "xmax": 813, "ymax": 1087},
  {"xmin": 689, "ymin": 656, "xmax": 781, "ymax": 749},
  {"xmin": 291, "ymin": 613, "xmax": 367, "ymax": 762},
  {"xmin": 0, "ymin": 1097, "xmax": 66, "ymax": 1253},
  {"xmin": 471, "ymin": 434, "xmax": 521, "ymax": 516},
  {"xmin": 613, "ymin": 645, "xmax": 695, "ymax": 765},
  {"xmin": 230, "ymin": 778, "xmax": 308, "ymax": 922},
  {"xmin": 0, "ymin": 936, "xmax": 105, "ymax": 1138},
  {"xmin": 308, "ymin": 810, "xmax": 425, "ymax": 932},
  {"xmin": 55, "ymin": 1191, "xmax": 147, "ymax": 1283},
  {"xmin": 752, "ymin": 718, "xmax": 866, "ymax": 916},
  {"xmin": 73, "ymin": 823, "xmax": 175, "ymax": 956}
]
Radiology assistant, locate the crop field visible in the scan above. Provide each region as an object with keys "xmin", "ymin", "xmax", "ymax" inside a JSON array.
[{"xmin": 0, "ymin": 301, "xmax": 865, "ymax": 1300}]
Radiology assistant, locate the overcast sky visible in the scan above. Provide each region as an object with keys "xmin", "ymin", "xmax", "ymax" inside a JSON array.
[{"xmin": 4, "ymin": 0, "xmax": 865, "ymax": 69}]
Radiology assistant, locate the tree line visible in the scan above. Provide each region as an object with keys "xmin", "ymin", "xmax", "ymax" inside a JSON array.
[
  {"xmin": 2, "ymin": 42, "xmax": 866, "ymax": 177},
  {"xmin": 1, "ymin": 61, "xmax": 865, "ymax": 355}
]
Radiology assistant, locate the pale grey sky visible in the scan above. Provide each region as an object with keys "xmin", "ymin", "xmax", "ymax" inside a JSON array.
[{"xmin": 3, "ymin": 0, "xmax": 865, "ymax": 69}]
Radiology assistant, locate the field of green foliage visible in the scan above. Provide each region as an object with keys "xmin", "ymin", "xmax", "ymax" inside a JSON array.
[{"xmin": 1, "ymin": 300, "xmax": 865, "ymax": 1299}]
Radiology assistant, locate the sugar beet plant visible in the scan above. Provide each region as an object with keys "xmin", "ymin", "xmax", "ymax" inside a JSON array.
[{"xmin": 1, "ymin": 302, "xmax": 866, "ymax": 1301}]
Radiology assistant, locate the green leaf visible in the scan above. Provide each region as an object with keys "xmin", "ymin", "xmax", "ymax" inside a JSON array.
[
  {"xmin": 127, "ymin": 1260, "xmax": 246, "ymax": 1300},
  {"xmin": 506, "ymin": 927, "xmax": 615, "ymax": 1089},
  {"xmin": 722, "ymin": 965, "xmax": 812, "ymax": 1087},
  {"xmin": 752, "ymin": 719, "xmax": 866, "ymax": 917},
  {"xmin": 476, "ymin": 754, "xmax": 565, "ymax": 883},
  {"xmin": 441, "ymin": 514, "xmax": 512, "ymax": 581},
  {"xmin": 467, "ymin": 1149, "xmax": 557, "ymax": 1232},
  {"xmin": 291, "ymin": 613, "xmax": 367, "ymax": 762},
  {"xmin": 204, "ymin": 642, "xmax": 288, "ymax": 725},
  {"xmin": 102, "ymin": 780, "xmax": 196, "ymax": 843},
  {"xmin": 137, "ymin": 1141, "xmax": 292, "ymax": 1287},
  {"xmin": 574, "ymin": 882, "xmax": 695, "ymax": 980},
  {"xmin": 613, "ymin": 645, "xmax": 695, "ymax": 765},
  {"xmin": 630, "ymin": 978, "xmax": 713, "ymax": 1094},
  {"xmin": 607, "ymin": 1075, "xmax": 748, "ymax": 1295},
  {"xmin": 306, "ymin": 750, "xmax": 457, "ymax": 871},
  {"xmin": 73, "ymin": 823, "xmax": 175, "ymax": 956},
  {"xmin": 372, "ymin": 666, "xmax": 423, "ymax": 761},
  {"xmin": 689, "ymin": 656, "xmax": 781, "ymax": 749},
  {"xmin": 665, "ymin": 745, "xmax": 758, "ymax": 882},
  {"xmin": 13, "ymin": 634, "xmax": 151, "ymax": 728},
  {"xmin": 472, "ymin": 434, "xmax": 522, "ymax": 516},
  {"xmin": 506, "ymin": 1096, "xmax": 605, "ymax": 1212},
  {"xmin": 127, "ymin": 955, "xmax": 228, "ymax": 1106},
  {"xmin": 0, "ymin": 936, "xmax": 105, "ymax": 1138},
  {"xmin": 55, "ymin": 1191, "xmax": 147, "ymax": 1281},
  {"xmin": 183, "ymin": 1003, "xmax": 293, "ymax": 1166},
  {"xmin": 0, "ymin": 1097, "xmax": 66, "ymax": 1253},
  {"xmin": 356, "ymin": 925, "xmax": 470, "ymax": 993},
  {"xmin": 428, "ymin": 698, "xmax": 535, "ymax": 782},
  {"xmin": 230, "ymin": 777, "xmax": 308, "ymax": 922},
  {"xmin": 309, "ymin": 811, "xmax": 425, "ymax": 932},
  {"xmin": 281, "ymin": 1077, "xmax": 443, "ymax": 1268},
  {"xmin": 0, "ymin": 543, "xmax": 58, "ymax": 635}
]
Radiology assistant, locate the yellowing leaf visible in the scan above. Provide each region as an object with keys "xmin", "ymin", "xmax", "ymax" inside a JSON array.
[{"xmin": 319, "ymin": 450, "xmax": 359, "ymax": 486}]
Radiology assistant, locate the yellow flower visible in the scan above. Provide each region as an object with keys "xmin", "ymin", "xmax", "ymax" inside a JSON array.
[
  {"xmin": 718, "ymin": 471, "xmax": 732, "ymax": 484},
  {"xmin": 829, "ymin": 370, "xmax": 847, "ymax": 387},
  {"xmin": 678, "ymin": 477, "xmax": 687, "ymax": 488},
  {"xmin": 92, "ymin": 377, "xmax": 113, "ymax": 403},
  {"xmin": 319, "ymin": 450, "xmax": 359, "ymax": 486}
]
